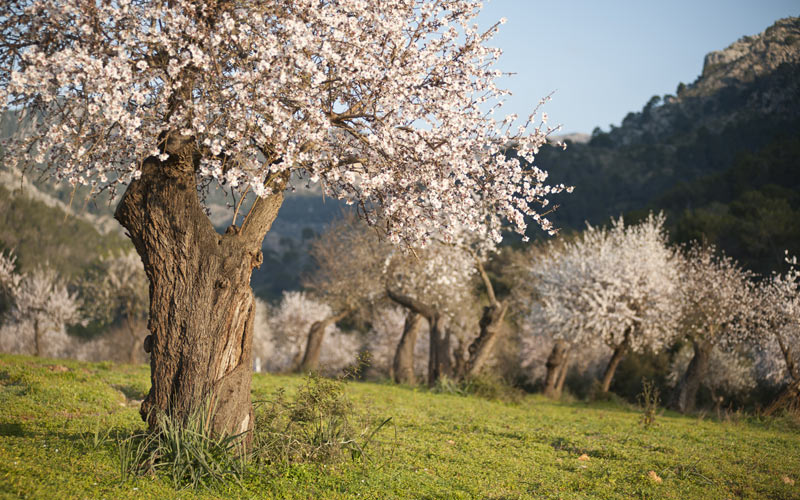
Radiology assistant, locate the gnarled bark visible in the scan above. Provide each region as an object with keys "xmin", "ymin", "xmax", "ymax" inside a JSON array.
[
  {"xmin": 392, "ymin": 311, "xmax": 423, "ymax": 384},
  {"xmin": 670, "ymin": 338, "xmax": 713, "ymax": 414},
  {"xmin": 115, "ymin": 157, "xmax": 284, "ymax": 445},
  {"xmin": 544, "ymin": 340, "xmax": 569, "ymax": 399},
  {"xmin": 299, "ymin": 310, "xmax": 348, "ymax": 373}
]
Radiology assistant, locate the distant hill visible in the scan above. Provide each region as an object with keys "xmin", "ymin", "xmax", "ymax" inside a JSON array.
[{"xmin": 534, "ymin": 17, "xmax": 800, "ymax": 275}]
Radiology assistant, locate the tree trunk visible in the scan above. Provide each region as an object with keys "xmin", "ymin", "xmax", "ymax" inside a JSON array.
[
  {"xmin": 544, "ymin": 340, "xmax": 569, "ymax": 398},
  {"xmin": 601, "ymin": 340, "xmax": 629, "ymax": 393},
  {"xmin": 392, "ymin": 312, "xmax": 423, "ymax": 385},
  {"xmin": 670, "ymin": 339, "xmax": 713, "ymax": 414},
  {"xmin": 427, "ymin": 314, "xmax": 451, "ymax": 385},
  {"xmin": 764, "ymin": 332, "xmax": 800, "ymax": 415},
  {"xmin": 386, "ymin": 288, "xmax": 450, "ymax": 386},
  {"xmin": 764, "ymin": 379, "xmax": 800, "ymax": 416},
  {"xmin": 33, "ymin": 317, "xmax": 41, "ymax": 357},
  {"xmin": 464, "ymin": 301, "xmax": 508, "ymax": 377},
  {"xmin": 299, "ymin": 310, "xmax": 348, "ymax": 373},
  {"xmin": 555, "ymin": 351, "xmax": 571, "ymax": 397},
  {"xmin": 115, "ymin": 157, "xmax": 284, "ymax": 445}
]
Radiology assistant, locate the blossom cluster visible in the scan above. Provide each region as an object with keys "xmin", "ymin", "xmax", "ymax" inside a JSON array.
[
  {"xmin": 525, "ymin": 214, "xmax": 681, "ymax": 354},
  {"xmin": 1, "ymin": 0, "xmax": 568, "ymax": 246}
]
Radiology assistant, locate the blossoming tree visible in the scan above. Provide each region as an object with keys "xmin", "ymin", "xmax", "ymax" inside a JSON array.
[
  {"xmin": 1, "ymin": 0, "xmax": 567, "ymax": 438},
  {"xmin": 526, "ymin": 215, "xmax": 680, "ymax": 395},
  {"xmin": 754, "ymin": 253, "xmax": 800, "ymax": 414},
  {"xmin": 669, "ymin": 245, "xmax": 757, "ymax": 413},
  {"xmin": 0, "ymin": 252, "xmax": 83, "ymax": 357},
  {"xmin": 300, "ymin": 215, "xmax": 386, "ymax": 372},
  {"xmin": 385, "ymin": 237, "xmax": 479, "ymax": 384}
]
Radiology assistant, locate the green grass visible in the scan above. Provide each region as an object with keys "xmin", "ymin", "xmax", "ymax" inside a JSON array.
[{"xmin": 0, "ymin": 353, "xmax": 798, "ymax": 499}]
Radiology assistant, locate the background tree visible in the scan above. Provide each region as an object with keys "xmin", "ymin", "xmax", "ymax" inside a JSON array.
[
  {"xmin": 0, "ymin": 255, "xmax": 83, "ymax": 358},
  {"xmin": 525, "ymin": 215, "xmax": 680, "ymax": 395},
  {"xmin": 669, "ymin": 244, "xmax": 758, "ymax": 413},
  {"xmin": 1, "ymin": 0, "xmax": 566, "ymax": 438},
  {"xmin": 300, "ymin": 215, "xmax": 386, "ymax": 372},
  {"xmin": 755, "ymin": 252, "xmax": 800, "ymax": 414},
  {"xmin": 80, "ymin": 251, "xmax": 149, "ymax": 363},
  {"xmin": 385, "ymin": 240, "xmax": 479, "ymax": 385}
]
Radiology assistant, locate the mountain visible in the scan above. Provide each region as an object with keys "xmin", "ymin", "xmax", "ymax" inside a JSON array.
[{"xmin": 534, "ymin": 17, "xmax": 800, "ymax": 275}]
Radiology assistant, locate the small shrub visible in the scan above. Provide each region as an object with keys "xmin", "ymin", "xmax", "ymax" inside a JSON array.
[
  {"xmin": 252, "ymin": 372, "xmax": 391, "ymax": 467},
  {"xmin": 638, "ymin": 378, "xmax": 661, "ymax": 429}
]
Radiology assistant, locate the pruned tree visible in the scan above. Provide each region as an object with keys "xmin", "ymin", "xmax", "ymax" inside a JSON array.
[
  {"xmin": 669, "ymin": 244, "xmax": 758, "ymax": 414},
  {"xmin": 385, "ymin": 240, "xmax": 479, "ymax": 385},
  {"xmin": 300, "ymin": 215, "xmax": 386, "ymax": 372},
  {"xmin": 1, "ymin": 0, "xmax": 566, "ymax": 439}
]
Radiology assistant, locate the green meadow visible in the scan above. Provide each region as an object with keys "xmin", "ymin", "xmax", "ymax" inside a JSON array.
[{"xmin": 0, "ymin": 353, "xmax": 797, "ymax": 500}]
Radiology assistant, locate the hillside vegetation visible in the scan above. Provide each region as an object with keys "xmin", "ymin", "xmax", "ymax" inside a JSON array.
[
  {"xmin": 536, "ymin": 17, "xmax": 800, "ymax": 275},
  {"xmin": 0, "ymin": 354, "xmax": 797, "ymax": 499}
]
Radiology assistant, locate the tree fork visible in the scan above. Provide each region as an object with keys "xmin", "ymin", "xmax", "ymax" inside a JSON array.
[
  {"xmin": 386, "ymin": 287, "xmax": 450, "ymax": 385},
  {"xmin": 115, "ymin": 156, "xmax": 284, "ymax": 444}
]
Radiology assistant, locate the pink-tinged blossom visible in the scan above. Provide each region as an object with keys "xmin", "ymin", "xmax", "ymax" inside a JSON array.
[{"xmin": 0, "ymin": 0, "xmax": 568, "ymax": 246}]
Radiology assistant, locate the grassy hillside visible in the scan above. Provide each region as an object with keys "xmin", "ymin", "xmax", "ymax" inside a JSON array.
[
  {"xmin": 0, "ymin": 354, "xmax": 797, "ymax": 499},
  {"xmin": 0, "ymin": 185, "xmax": 131, "ymax": 280}
]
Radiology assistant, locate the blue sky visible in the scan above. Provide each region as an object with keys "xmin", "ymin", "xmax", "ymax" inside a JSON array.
[{"xmin": 475, "ymin": 1, "xmax": 799, "ymax": 134}]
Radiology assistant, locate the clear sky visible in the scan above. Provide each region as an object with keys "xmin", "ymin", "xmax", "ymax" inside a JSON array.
[{"xmin": 475, "ymin": 1, "xmax": 799, "ymax": 134}]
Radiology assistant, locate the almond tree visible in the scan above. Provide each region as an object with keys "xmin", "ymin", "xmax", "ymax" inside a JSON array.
[
  {"xmin": 364, "ymin": 305, "xmax": 430, "ymax": 382},
  {"xmin": 299, "ymin": 215, "xmax": 386, "ymax": 372},
  {"xmin": 0, "ymin": 255, "xmax": 83, "ymax": 358},
  {"xmin": 385, "ymin": 239, "xmax": 479, "ymax": 385},
  {"xmin": 1, "ymin": 0, "xmax": 567, "ymax": 438},
  {"xmin": 526, "ymin": 215, "xmax": 680, "ymax": 395},
  {"xmin": 587, "ymin": 215, "xmax": 681, "ymax": 393},
  {"xmin": 669, "ymin": 245, "xmax": 758, "ymax": 414},
  {"xmin": 755, "ymin": 253, "xmax": 800, "ymax": 414},
  {"xmin": 522, "ymin": 240, "xmax": 593, "ymax": 398},
  {"xmin": 81, "ymin": 251, "xmax": 149, "ymax": 363}
]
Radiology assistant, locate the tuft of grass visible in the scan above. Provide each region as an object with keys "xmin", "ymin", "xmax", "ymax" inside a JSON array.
[{"xmin": 117, "ymin": 400, "xmax": 246, "ymax": 489}]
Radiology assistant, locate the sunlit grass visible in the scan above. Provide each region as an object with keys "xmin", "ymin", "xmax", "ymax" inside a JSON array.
[{"xmin": 0, "ymin": 353, "xmax": 798, "ymax": 499}]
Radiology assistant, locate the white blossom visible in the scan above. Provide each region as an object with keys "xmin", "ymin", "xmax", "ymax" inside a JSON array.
[{"xmin": 0, "ymin": 0, "xmax": 568, "ymax": 246}]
